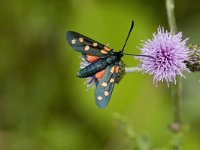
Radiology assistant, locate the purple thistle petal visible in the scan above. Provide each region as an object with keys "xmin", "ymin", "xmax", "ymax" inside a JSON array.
[{"xmin": 137, "ymin": 27, "xmax": 190, "ymax": 86}]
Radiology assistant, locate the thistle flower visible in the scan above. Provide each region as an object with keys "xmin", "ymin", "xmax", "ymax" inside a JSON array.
[
  {"xmin": 137, "ymin": 27, "xmax": 190, "ymax": 86},
  {"xmin": 80, "ymin": 57, "xmax": 95, "ymax": 89}
]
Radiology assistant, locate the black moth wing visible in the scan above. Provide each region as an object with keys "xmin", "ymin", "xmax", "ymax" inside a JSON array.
[
  {"xmin": 66, "ymin": 31, "xmax": 113, "ymax": 57},
  {"xmin": 95, "ymin": 64, "xmax": 119, "ymax": 108}
]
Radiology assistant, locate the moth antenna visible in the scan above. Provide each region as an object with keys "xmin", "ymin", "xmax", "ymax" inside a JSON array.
[
  {"xmin": 121, "ymin": 20, "xmax": 134, "ymax": 52},
  {"xmin": 124, "ymin": 53, "xmax": 155, "ymax": 60}
]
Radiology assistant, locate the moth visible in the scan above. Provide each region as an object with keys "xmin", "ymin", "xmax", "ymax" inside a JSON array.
[{"xmin": 66, "ymin": 21, "xmax": 148, "ymax": 108}]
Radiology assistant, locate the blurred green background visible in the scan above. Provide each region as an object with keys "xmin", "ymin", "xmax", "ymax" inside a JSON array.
[{"xmin": 0, "ymin": 0, "xmax": 200, "ymax": 149}]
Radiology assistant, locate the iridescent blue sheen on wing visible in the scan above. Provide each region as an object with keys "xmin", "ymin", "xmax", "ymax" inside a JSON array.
[
  {"xmin": 66, "ymin": 31, "xmax": 112, "ymax": 57},
  {"xmin": 95, "ymin": 64, "xmax": 117, "ymax": 108}
]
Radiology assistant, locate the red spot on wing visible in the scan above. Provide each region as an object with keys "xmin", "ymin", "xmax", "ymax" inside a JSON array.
[
  {"xmin": 95, "ymin": 69, "xmax": 105, "ymax": 81},
  {"xmin": 86, "ymin": 55, "xmax": 99, "ymax": 62},
  {"xmin": 115, "ymin": 66, "xmax": 119, "ymax": 73},
  {"xmin": 104, "ymin": 46, "xmax": 111, "ymax": 51}
]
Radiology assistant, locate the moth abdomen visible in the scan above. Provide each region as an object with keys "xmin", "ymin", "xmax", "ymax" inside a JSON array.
[{"xmin": 77, "ymin": 59, "xmax": 107, "ymax": 78}]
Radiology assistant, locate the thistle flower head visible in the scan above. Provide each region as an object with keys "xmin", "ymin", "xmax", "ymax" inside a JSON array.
[
  {"xmin": 80, "ymin": 57, "xmax": 95, "ymax": 89},
  {"xmin": 137, "ymin": 27, "xmax": 190, "ymax": 86}
]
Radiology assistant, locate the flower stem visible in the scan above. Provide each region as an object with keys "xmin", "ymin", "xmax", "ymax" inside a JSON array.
[
  {"xmin": 166, "ymin": 2, "xmax": 183, "ymax": 150},
  {"xmin": 166, "ymin": 0, "xmax": 182, "ymax": 132},
  {"xmin": 166, "ymin": 0, "xmax": 177, "ymax": 33},
  {"xmin": 125, "ymin": 67, "xmax": 143, "ymax": 73}
]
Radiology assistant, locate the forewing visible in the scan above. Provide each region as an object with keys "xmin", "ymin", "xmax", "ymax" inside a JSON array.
[
  {"xmin": 66, "ymin": 31, "xmax": 112, "ymax": 57},
  {"xmin": 95, "ymin": 65, "xmax": 118, "ymax": 108}
]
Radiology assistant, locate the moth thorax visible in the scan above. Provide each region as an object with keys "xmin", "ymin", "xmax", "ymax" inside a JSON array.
[{"xmin": 106, "ymin": 55, "xmax": 119, "ymax": 64}]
